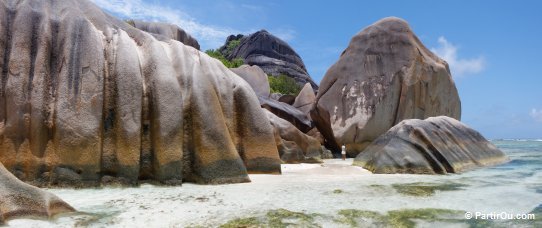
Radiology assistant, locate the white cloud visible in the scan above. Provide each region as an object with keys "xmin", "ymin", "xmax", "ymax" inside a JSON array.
[
  {"xmin": 431, "ymin": 36, "xmax": 486, "ymax": 77},
  {"xmin": 530, "ymin": 108, "xmax": 542, "ymax": 123},
  {"xmin": 90, "ymin": 0, "xmax": 240, "ymax": 49},
  {"xmin": 269, "ymin": 28, "xmax": 296, "ymax": 42},
  {"xmin": 240, "ymin": 4, "xmax": 263, "ymax": 11}
]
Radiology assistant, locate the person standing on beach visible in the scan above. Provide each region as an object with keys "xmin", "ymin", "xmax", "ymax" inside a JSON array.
[{"xmin": 341, "ymin": 144, "xmax": 346, "ymax": 160}]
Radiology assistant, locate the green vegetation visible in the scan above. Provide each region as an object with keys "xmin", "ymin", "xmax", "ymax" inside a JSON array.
[
  {"xmin": 219, "ymin": 209, "xmax": 319, "ymax": 228},
  {"xmin": 219, "ymin": 217, "xmax": 262, "ymax": 228},
  {"xmin": 392, "ymin": 182, "xmax": 468, "ymax": 197},
  {"xmin": 73, "ymin": 211, "xmax": 122, "ymax": 227},
  {"xmin": 266, "ymin": 209, "xmax": 318, "ymax": 227},
  {"xmin": 386, "ymin": 208, "xmax": 464, "ymax": 228},
  {"xmin": 336, "ymin": 209, "xmax": 382, "ymax": 227},
  {"xmin": 124, "ymin": 19, "xmax": 135, "ymax": 27},
  {"xmin": 229, "ymin": 58, "xmax": 245, "ymax": 68},
  {"xmin": 332, "ymin": 189, "xmax": 344, "ymax": 194},
  {"xmin": 225, "ymin": 39, "xmax": 241, "ymax": 56},
  {"xmin": 335, "ymin": 208, "xmax": 490, "ymax": 228},
  {"xmin": 218, "ymin": 208, "xmax": 498, "ymax": 228},
  {"xmin": 368, "ymin": 184, "xmax": 387, "ymax": 190},
  {"xmin": 204, "ymin": 37, "xmax": 243, "ymax": 68},
  {"xmin": 205, "ymin": 49, "xmax": 244, "ymax": 68},
  {"xmin": 268, "ymin": 74, "xmax": 302, "ymax": 95}
]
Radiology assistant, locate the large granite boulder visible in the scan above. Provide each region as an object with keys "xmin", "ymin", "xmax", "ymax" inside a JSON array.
[
  {"xmin": 354, "ymin": 116, "xmax": 508, "ymax": 174},
  {"xmin": 219, "ymin": 30, "xmax": 318, "ymax": 90},
  {"xmin": 265, "ymin": 110, "xmax": 322, "ymax": 163},
  {"xmin": 293, "ymin": 83, "xmax": 316, "ymax": 116},
  {"xmin": 259, "ymin": 96, "xmax": 313, "ymax": 133},
  {"xmin": 130, "ymin": 20, "xmax": 200, "ymax": 50},
  {"xmin": 311, "ymin": 17, "xmax": 461, "ymax": 156},
  {"xmin": 0, "ymin": 0, "xmax": 280, "ymax": 186},
  {"xmin": 230, "ymin": 65, "xmax": 270, "ymax": 97},
  {"xmin": 0, "ymin": 162, "xmax": 74, "ymax": 224}
]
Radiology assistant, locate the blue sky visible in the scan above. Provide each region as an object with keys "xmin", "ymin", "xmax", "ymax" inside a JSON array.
[{"xmin": 92, "ymin": 0, "xmax": 542, "ymax": 139}]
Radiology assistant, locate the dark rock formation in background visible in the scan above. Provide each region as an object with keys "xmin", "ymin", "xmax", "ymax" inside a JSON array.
[
  {"xmin": 265, "ymin": 110, "xmax": 323, "ymax": 163},
  {"xmin": 230, "ymin": 65, "xmax": 270, "ymax": 97},
  {"xmin": 278, "ymin": 94, "xmax": 296, "ymax": 105},
  {"xmin": 219, "ymin": 34, "xmax": 244, "ymax": 55},
  {"xmin": 260, "ymin": 96, "xmax": 313, "ymax": 133},
  {"xmin": 354, "ymin": 116, "xmax": 508, "ymax": 174},
  {"xmin": 0, "ymin": 162, "xmax": 74, "ymax": 224},
  {"xmin": 130, "ymin": 20, "xmax": 200, "ymax": 50},
  {"xmin": 311, "ymin": 17, "xmax": 461, "ymax": 156},
  {"xmin": 219, "ymin": 30, "xmax": 318, "ymax": 90},
  {"xmin": 0, "ymin": 0, "xmax": 281, "ymax": 186}
]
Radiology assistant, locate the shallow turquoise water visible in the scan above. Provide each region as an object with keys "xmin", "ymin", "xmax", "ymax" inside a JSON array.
[{"xmin": 486, "ymin": 140, "xmax": 542, "ymax": 195}]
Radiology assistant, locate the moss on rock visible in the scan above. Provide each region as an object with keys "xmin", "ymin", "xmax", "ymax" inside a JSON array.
[
  {"xmin": 219, "ymin": 217, "xmax": 263, "ymax": 228},
  {"xmin": 335, "ymin": 209, "xmax": 383, "ymax": 227},
  {"xmin": 392, "ymin": 182, "xmax": 468, "ymax": 197},
  {"xmin": 266, "ymin": 209, "xmax": 318, "ymax": 227},
  {"xmin": 217, "ymin": 207, "xmax": 503, "ymax": 228}
]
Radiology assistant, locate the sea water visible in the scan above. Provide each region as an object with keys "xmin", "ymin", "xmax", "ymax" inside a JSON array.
[{"xmin": 9, "ymin": 140, "xmax": 542, "ymax": 227}]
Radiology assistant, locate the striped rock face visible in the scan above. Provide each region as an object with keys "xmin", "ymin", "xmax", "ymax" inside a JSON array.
[
  {"xmin": 0, "ymin": 161, "xmax": 74, "ymax": 223},
  {"xmin": 354, "ymin": 116, "xmax": 508, "ymax": 174},
  {"xmin": 0, "ymin": 0, "xmax": 281, "ymax": 186},
  {"xmin": 312, "ymin": 17, "xmax": 461, "ymax": 157}
]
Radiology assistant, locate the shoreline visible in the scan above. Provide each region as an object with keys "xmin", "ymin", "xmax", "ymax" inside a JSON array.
[{"xmin": 8, "ymin": 148, "xmax": 541, "ymax": 227}]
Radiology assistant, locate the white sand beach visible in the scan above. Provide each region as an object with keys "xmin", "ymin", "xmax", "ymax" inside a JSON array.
[{"xmin": 8, "ymin": 157, "xmax": 541, "ymax": 227}]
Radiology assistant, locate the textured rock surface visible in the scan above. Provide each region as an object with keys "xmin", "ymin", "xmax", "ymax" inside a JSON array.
[
  {"xmin": 293, "ymin": 83, "xmax": 316, "ymax": 115},
  {"xmin": 278, "ymin": 94, "xmax": 296, "ymax": 105},
  {"xmin": 131, "ymin": 20, "xmax": 200, "ymax": 50},
  {"xmin": 259, "ymin": 96, "xmax": 313, "ymax": 133},
  {"xmin": 320, "ymin": 146, "xmax": 334, "ymax": 159},
  {"xmin": 307, "ymin": 128, "xmax": 325, "ymax": 145},
  {"xmin": 0, "ymin": 0, "xmax": 280, "ymax": 186},
  {"xmin": 0, "ymin": 162, "xmax": 74, "ymax": 223},
  {"xmin": 311, "ymin": 17, "xmax": 461, "ymax": 156},
  {"xmin": 230, "ymin": 65, "xmax": 270, "ymax": 97},
  {"xmin": 265, "ymin": 110, "xmax": 322, "ymax": 163},
  {"xmin": 354, "ymin": 116, "xmax": 508, "ymax": 174},
  {"xmin": 220, "ymin": 30, "xmax": 318, "ymax": 90}
]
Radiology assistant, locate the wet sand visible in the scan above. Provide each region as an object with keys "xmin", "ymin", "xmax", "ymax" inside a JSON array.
[{"xmin": 8, "ymin": 155, "xmax": 542, "ymax": 227}]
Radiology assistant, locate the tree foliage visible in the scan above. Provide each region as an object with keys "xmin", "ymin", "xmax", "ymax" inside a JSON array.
[
  {"xmin": 268, "ymin": 74, "xmax": 302, "ymax": 95},
  {"xmin": 124, "ymin": 19, "xmax": 136, "ymax": 27},
  {"xmin": 225, "ymin": 39, "xmax": 241, "ymax": 56},
  {"xmin": 205, "ymin": 49, "xmax": 244, "ymax": 68}
]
